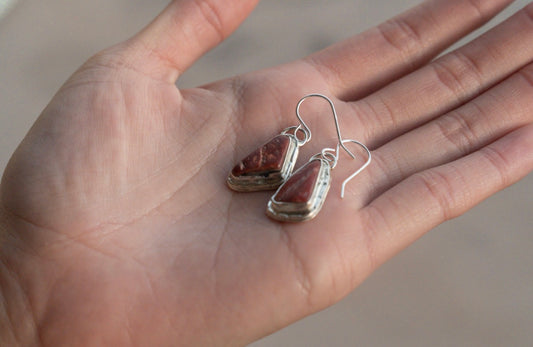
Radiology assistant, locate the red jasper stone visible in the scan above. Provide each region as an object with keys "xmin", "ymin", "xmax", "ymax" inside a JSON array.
[
  {"xmin": 231, "ymin": 135, "xmax": 291, "ymax": 177},
  {"xmin": 273, "ymin": 160, "xmax": 321, "ymax": 203}
]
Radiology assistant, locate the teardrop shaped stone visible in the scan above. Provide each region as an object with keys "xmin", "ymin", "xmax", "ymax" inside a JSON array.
[{"xmin": 273, "ymin": 160, "xmax": 322, "ymax": 203}]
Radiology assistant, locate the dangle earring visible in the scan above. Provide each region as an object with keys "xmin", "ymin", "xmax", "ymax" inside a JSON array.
[
  {"xmin": 266, "ymin": 100, "xmax": 372, "ymax": 222},
  {"xmin": 227, "ymin": 94, "xmax": 335, "ymax": 192}
]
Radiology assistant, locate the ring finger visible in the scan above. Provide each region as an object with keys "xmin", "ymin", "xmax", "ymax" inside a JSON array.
[{"xmin": 345, "ymin": 62, "xmax": 533, "ymax": 208}]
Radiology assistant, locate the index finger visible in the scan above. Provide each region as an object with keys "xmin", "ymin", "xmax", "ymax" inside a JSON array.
[{"xmin": 305, "ymin": 0, "xmax": 513, "ymax": 100}]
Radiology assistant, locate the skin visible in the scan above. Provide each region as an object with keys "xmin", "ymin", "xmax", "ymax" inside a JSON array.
[{"xmin": 1, "ymin": 0, "xmax": 532, "ymax": 345}]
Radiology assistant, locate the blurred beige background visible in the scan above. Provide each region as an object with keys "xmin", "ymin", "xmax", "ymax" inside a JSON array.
[{"xmin": 1, "ymin": 0, "xmax": 532, "ymax": 346}]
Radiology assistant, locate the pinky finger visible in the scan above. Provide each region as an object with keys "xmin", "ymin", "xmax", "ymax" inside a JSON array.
[{"xmin": 362, "ymin": 124, "xmax": 533, "ymax": 265}]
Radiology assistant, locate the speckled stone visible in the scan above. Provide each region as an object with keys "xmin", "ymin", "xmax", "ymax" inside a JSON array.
[{"xmin": 231, "ymin": 135, "xmax": 291, "ymax": 177}]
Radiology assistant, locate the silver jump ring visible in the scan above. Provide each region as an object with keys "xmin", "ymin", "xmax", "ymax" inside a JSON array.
[
  {"xmin": 282, "ymin": 126, "xmax": 310, "ymax": 146},
  {"xmin": 311, "ymin": 147, "xmax": 339, "ymax": 169}
]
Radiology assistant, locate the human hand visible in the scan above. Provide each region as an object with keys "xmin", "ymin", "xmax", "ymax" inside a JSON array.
[{"xmin": 1, "ymin": 0, "xmax": 532, "ymax": 345}]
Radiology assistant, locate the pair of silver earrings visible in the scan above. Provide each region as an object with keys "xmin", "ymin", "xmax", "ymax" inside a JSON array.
[{"xmin": 227, "ymin": 94, "xmax": 371, "ymax": 222}]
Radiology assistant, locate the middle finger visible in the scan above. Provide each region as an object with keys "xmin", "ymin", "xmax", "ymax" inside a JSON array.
[{"xmin": 347, "ymin": 4, "xmax": 533, "ymax": 148}]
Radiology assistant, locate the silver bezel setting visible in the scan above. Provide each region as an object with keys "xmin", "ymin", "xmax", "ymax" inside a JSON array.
[
  {"xmin": 227, "ymin": 135, "xmax": 299, "ymax": 192},
  {"xmin": 266, "ymin": 159, "xmax": 331, "ymax": 222}
]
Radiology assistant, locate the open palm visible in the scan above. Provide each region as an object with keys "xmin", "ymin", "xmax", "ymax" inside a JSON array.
[{"xmin": 1, "ymin": 0, "xmax": 533, "ymax": 345}]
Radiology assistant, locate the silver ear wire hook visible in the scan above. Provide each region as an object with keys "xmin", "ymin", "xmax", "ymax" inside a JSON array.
[
  {"xmin": 297, "ymin": 95, "xmax": 370, "ymax": 198},
  {"xmin": 337, "ymin": 139, "xmax": 372, "ymax": 198},
  {"xmin": 266, "ymin": 94, "xmax": 372, "ymax": 222},
  {"xmin": 296, "ymin": 94, "xmax": 355, "ymax": 159}
]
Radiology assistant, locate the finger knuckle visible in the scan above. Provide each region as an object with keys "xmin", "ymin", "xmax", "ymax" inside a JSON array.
[
  {"xmin": 480, "ymin": 146, "xmax": 511, "ymax": 187},
  {"xmin": 434, "ymin": 108, "xmax": 482, "ymax": 157},
  {"xmin": 431, "ymin": 51, "xmax": 484, "ymax": 103},
  {"xmin": 194, "ymin": 0, "xmax": 225, "ymax": 43},
  {"xmin": 376, "ymin": 16, "xmax": 424, "ymax": 61},
  {"xmin": 411, "ymin": 169, "xmax": 459, "ymax": 221}
]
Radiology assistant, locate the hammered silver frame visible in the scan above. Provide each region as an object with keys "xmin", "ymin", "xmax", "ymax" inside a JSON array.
[
  {"xmin": 266, "ymin": 159, "xmax": 331, "ymax": 222},
  {"xmin": 227, "ymin": 135, "xmax": 299, "ymax": 192}
]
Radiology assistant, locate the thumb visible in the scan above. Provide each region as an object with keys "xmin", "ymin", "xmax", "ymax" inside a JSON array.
[{"xmin": 121, "ymin": 0, "xmax": 259, "ymax": 83}]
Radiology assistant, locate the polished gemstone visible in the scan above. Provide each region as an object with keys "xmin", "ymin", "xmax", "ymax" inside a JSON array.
[
  {"xmin": 227, "ymin": 134, "xmax": 298, "ymax": 192},
  {"xmin": 273, "ymin": 160, "xmax": 321, "ymax": 203},
  {"xmin": 267, "ymin": 159, "xmax": 331, "ymax": 222},
  {"xmin": 231, "ymin": 135, "xmax": 291, "ymax": 177}
]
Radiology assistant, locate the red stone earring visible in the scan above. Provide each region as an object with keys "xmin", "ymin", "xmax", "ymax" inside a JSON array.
[
  {"xmin": 267, "ymin": 139, "xmax": 371, "ymax": 222},
  {"xmin": 227, "ymin": 94, "xmax": 325, "ymax": 192},
  {"xmin": 226, "ymin": 126, "xmax": 307, "ymax": 192},
  {"xmin": 265, "ymin": 95, "xmax": 372, "ymax": 222}
]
